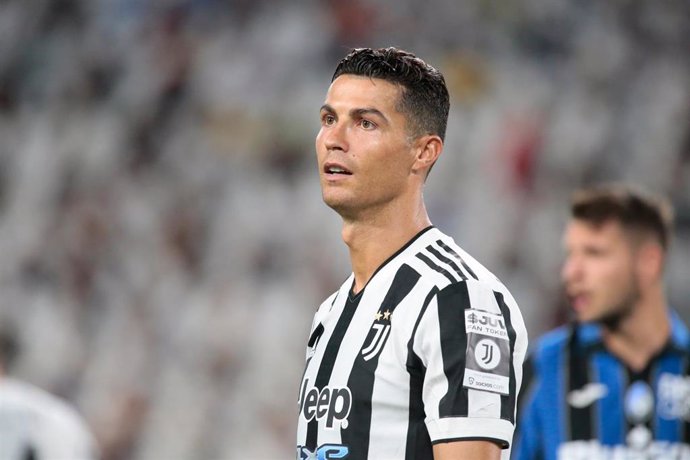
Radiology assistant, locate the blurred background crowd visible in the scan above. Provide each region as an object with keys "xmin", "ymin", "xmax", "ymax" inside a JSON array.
[{"xmin": 0, "ymin": 0, "xmax": 688, "ymax": 458}]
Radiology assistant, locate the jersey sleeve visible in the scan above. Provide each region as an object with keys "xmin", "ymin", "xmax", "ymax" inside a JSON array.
[{"xmin": 413, "ymin": 280, "xmax": 526, "ymax": 448}]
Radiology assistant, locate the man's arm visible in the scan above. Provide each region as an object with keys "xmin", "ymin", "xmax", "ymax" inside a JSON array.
[
  {"xmin": 415, "ymin": 283, "xmax": 527, "ymax": 457},
  {"xmin": 433, "ymin": 440, "xmax": 502, "ymax": 460}
]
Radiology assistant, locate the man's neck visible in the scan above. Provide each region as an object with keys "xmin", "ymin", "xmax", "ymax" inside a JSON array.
[
  {"xmin": 602, "ymin": 287, "xmax": 670, "ymax": 372},
  {"xmin": 342, "ymin": 199, "xmax": 431, "ymax": 294}
]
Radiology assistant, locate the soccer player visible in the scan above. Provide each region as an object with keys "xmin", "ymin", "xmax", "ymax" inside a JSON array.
[
  {"xmin": 296, "ymin": 47, "xmax": 528, "ymax": 460},
  {"xmin": 513, "ymin": 183, "xmax": 690, "ymax": 459},
  {"xmin": 0, "ymin": 327, "xmax": 98, "ymax": 460}
]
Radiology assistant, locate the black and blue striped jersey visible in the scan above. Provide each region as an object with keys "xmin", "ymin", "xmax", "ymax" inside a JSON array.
[
  {"xmin": 296, "ymin": 226, "xmax": 528, "ymax": 460},
  {"xmin": 513, "ymin": 312, "xmax": 690, "ymax": 460}
]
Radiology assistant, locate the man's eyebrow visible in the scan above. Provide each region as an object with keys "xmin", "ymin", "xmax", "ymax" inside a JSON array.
[
  {"xmin": 351, "ymin": 107, "xmax": 389, "ymax": 124},
  {"xmin": 319, "ymin": 104, "xmax": 390, "ymax": 125}
]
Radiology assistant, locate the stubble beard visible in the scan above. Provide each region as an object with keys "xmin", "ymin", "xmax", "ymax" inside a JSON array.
[
  {"xmin": 322, "ymin": 186, "xmax": 397, "ymax": 224},
  {"xmin": 597, "ymin": 274, "xmax": 641, "ymax": 332},
  {"xmin": 323, "ymin": 192, "xmax": 358, "ymax": 222}
]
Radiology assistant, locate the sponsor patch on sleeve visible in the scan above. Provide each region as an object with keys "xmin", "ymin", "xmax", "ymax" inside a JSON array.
[{"xmin": 463, "ymin": 309, "xmax": 511, "ymax": 395}]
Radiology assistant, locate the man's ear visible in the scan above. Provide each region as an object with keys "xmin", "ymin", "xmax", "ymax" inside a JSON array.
[
  {"xmin": 636, "ymin": 240, "xmax": 664, "ymax": 286},
  {"xmin": 411, "ymin": 135, "xmax": 443, "ymax": 177}
]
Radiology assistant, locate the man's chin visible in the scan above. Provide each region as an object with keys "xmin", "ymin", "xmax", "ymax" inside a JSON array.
[
  {"xmin": 576, "ymin": 309, "xmax": 628, "ymax": 330},
  {"xmin": 573, "ymin": 307, "xmax": 601, "ymax": 324},
  {"xmin": 323, "ymin": 196, "xmax": 354, "ymax": 216},
  {"xmin": 575, "ymin": 312, "xmax": 596, "ymax": 324}
]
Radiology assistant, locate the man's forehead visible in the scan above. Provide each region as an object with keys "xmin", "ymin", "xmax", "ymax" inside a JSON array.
[
  {"xmin": 569, "ymin": 218, "xmax": 624, "ymax": 232},
  {"xmin": 324, "ymin": 75, "xmax": 402, "ymax": 108},
  {"xmin": 564, "ymin": 219, "xmax": 628, "ymax": 244}
]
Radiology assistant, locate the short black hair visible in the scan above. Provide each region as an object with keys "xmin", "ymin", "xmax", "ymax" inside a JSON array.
[
  {"xmin": 571, "ymin": 183, "xmax": 674, "ymax": 251},
  {"xmin": 332, "ymin": 47, "xmax": 450, "ymax": 142}
]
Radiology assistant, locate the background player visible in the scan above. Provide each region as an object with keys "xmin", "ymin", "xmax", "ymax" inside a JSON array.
[{"xmin": 513, "ymin": 183, "xmax": 689, "ymax": 459}]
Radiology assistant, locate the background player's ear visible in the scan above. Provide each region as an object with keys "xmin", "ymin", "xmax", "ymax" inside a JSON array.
[{"xmin": 636, "ymin": 240, "xmax": 664, "ymax": 285}]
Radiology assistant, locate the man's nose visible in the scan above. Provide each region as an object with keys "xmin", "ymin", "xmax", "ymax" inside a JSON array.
[
  {"xmin": 561, "ymin": 256, "xmax": 581, "ymax": 284},
  {"xmin": 322, "ymin": 122, "xmax": 348, "ymax": 152}
]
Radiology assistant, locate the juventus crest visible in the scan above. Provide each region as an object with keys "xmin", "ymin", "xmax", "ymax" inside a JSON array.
[{"xmin": 361, "ymin": 309, "xmax": 393, "ymax": 361}]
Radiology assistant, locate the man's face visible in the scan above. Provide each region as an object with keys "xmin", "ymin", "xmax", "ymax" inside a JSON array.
[
  {"xmin": 561, "ymin": 219, "xmax": 641, "ymax": 325},
  {"xmin": 315, "ymin": 75, "xmax": 418, "ymax": 219}
]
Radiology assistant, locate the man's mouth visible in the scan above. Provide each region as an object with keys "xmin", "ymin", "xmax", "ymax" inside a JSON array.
[
  {"xmin": 324, "ymin": 163, "xmax": 352, "ymax": 176},
  {"xmin": 568, "ymin": 292, "xmax": 589, "ymax": 311}
]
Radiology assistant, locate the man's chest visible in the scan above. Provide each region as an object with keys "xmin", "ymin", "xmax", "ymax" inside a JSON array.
[{"xmin": 298, "ymin": 290, "xmax": 426, "ymax": 428}]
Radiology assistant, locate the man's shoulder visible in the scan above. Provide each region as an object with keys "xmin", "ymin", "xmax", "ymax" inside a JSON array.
[
  {"xmin": 1, "ymin": 378, "xmax": 61, "ymax": 408},
  {"xmin": 1, "ymin": 378, "xmax": 77, "ymax": 417},
  {"xmin": 0, "ymin": 378, "xmax": 97, "ymax": 456},
  {"xmin": 530, "ymin": 325, "xmax": 573, "ymax": 361},
  {"xmin": 407, "ymin": 228, "xmax": 506, "ymax": 291}
]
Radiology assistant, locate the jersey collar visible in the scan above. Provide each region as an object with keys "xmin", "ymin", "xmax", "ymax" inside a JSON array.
[
  {"xmin": 667, "ymin": 309, "xmax": 690, "ymax": 352},
  {"xmin": 575, "ymin": 308, "xmax": 690, "ymax": 353}
]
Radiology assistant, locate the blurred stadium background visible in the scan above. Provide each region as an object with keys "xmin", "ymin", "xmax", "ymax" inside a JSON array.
[{"xmin": 0, "ymin": 0, "xmax": 688, "ymax": 458}]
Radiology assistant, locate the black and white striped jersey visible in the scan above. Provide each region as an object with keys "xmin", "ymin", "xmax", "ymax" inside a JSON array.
[{"xmin": 296, "ymin": 226, "xmax": 528, "ymax": 460}]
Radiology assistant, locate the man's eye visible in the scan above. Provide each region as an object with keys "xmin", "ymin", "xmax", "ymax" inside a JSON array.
[
  {"xmin": 360, "ymin": 119, "xmax": 375, "ymax": 129},
  {"xmin": 322, "ymin": 114, "xmax": 335, "ymax": 125}
]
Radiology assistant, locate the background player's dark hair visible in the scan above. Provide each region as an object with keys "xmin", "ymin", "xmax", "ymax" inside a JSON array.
[
  {"xmin": 0, "ymin": 327, "xmax": 19, "ymax": 373},
  {"xmin": 571, "ymin": 183, "xmax": 674, "ymax": 251},
  {"xmin": 332, "ymin": 47, "xmax": 450, "ymax": 142}
]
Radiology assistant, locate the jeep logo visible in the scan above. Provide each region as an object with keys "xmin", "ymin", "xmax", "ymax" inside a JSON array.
[{"xmin": 299, "ymin": 380, "xmax": 352, "ymax": 429}]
